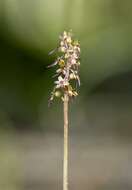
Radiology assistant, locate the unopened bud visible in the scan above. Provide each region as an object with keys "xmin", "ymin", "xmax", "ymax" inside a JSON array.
[
  {"xmin": 64, "ymin": 53, "xmax": 69, "ymax": 59},
  {"xmin": 73, "ymin": 91, "xmax": 78, "ymax": 96},
  {"xmin": 77, "ymin": 61, "xmax": 80, "ymax": 66},
  {"xmin": 58, "ymin": 59, "xmax": 65, "ymax": 67},
  {"xmin": 55, "ymin": 91, "xmax": 61, "ymax": 97},
  {"xmin": 73, "ymin": 40, "xmax": 79, "ymax": 46},
  {"xmin": 59, "ymin": 47, "xmax": 66, "ymax": 52},
  {"xmin": 56, "ymin": 68, "xmax": 62, "ymax": 73},
  {"xmin": 68, "ymin": 90, "xmax": 73, "ymax": 96},
  {"xmin": 66, "ymin": 36, "xmax": 72, "ymax": 44},
  {"xmin": 70, "ymin": 73, "xmax": 76, "ymax": 79}
]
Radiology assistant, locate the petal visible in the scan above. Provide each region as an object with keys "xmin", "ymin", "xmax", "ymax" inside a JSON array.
[{"xmin": 58, "ymin": 76, "xmax": 63, "ymax": 81}]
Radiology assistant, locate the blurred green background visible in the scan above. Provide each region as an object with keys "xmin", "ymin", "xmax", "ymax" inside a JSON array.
[{"xmin": 0, "ymin": 0, "xmax": 132, "ymax": 189}]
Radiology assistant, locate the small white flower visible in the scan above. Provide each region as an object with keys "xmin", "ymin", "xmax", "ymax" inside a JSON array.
[
  {"xmin": 55, "ymin": 76, "xmax": 69, "ymax": 88},
  {"xmin": 73, "ymin": 52, "xmax": 79, "ymax": 59},
  {"xmin": 71, "ymin": 58, "xmax": 76, "ymax": 65}
]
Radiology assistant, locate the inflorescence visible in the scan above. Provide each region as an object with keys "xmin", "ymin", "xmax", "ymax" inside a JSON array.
[{"xmin": 48, "ymin": 31, "xmax": 80, "ymax": 104}]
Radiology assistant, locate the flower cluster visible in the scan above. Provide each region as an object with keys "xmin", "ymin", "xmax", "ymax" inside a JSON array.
[{"xmin": 48, "ymin": 31, "xmax": 80, "ymax": 104}]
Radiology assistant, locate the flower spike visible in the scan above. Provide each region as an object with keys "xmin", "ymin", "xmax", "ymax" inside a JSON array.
[{"xmin": 48, "ymin": 31, "xmax": 80, "ymax": 104}]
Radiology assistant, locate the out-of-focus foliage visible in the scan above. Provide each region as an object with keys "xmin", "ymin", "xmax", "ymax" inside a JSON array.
[
  {"xmin": 1, "ymin": 0, "xmax": 132, "ymax": 50},
  {"xmin": 0, "ymin": 0, "xmax": 132, "ymax": 127},
  {"xmin": 1, "ymin": 1, "xmax": 132, "ymax": 190}
]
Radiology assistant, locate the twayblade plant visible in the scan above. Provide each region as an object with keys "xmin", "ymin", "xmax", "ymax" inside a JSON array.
[{"xmin": 48, "ymin": 31, "xmax": 80, "ymax": 190}]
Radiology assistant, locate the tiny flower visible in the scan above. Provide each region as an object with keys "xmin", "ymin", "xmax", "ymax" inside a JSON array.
[
  {"xmin": 55, "ymin": 76, "xmax": 69, "ymax": 89},
  {"xmin": 54, "ymin": 76, "xmax": 64, "ymax": 87},
  {"xmin": 72, "ymin": 52, "xmax": 79, "ymax": 59},
  {"xmin": 70, "ymin": 57, "xmax": 76, "ymax": 65}
]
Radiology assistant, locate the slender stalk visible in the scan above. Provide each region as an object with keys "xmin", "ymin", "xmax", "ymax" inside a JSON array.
[
  {"xmin": 63, "ymin": 93, "xmax": 69, "ymax": 190},
  {"xmin": 48, "ymin": 31, "xmax": 80, "ymax": 190}
]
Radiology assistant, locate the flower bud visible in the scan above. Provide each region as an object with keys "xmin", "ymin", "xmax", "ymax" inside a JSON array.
[
  {"xmin": 70, "ymin": 73, "xmax": 76, "ymax": 79},
  {"xmin": 56, "ymin": 68, "xmax": 62, "ymax": 73},
  {"xmin": 66, "ymin": 36, "xmax": 72, "ymax": 44},
  {"xmin": 58, "ymin": 59, "xmax": 65, "ymax": 67},
  {"xmin": 68, "ymin": 90, "xmax": 73, "ymax": 96},
  {"xmin": 73, "ymin": 91, "xmax": 78, "ymax": 96},
  {"xmin": 59, "ymin": 47, "xmax": 66, "ymax": 52},
  {"xmin": 77, "ymin": 61, "xmax": 80, "ymax": 66},
  {"xmin": 55, "ymin": 91, "xmax": 61, "ymax": 97},
  {"xmin": 73, "ymin": 40, "xmax": 79, "ymax": 46},
  {"xmin": 64, "ymin": 53, "xmax": 69, "ymax": 59}
]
